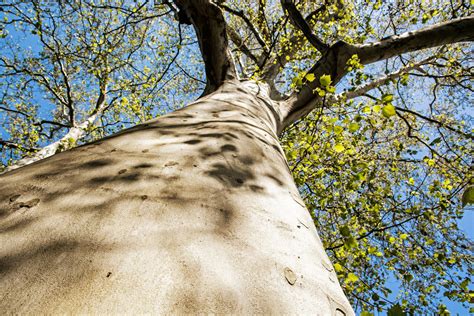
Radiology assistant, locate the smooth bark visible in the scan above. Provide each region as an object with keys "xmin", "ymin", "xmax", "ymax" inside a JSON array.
[
  {"xmin": 175, "ymin": 0, "xmax": 237, "ymax": 95},
  {"xmin": 0, "ymin": 80, "xmax": 353, "ymax": 314},
  {"xmin": 281, "ymin": 16, "xmax": 474, "ymax": 128}
]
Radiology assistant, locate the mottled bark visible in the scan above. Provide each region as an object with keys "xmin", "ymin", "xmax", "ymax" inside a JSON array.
[{"xmin": 0, "ymin": 80, "xmax": 353, "ymax": 314}]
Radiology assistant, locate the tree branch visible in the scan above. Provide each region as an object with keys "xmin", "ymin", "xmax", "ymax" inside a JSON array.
[
  {"xmin": 354, "ymin": 16, "xmax": 474, "ymax": 65},
  {"xmin": 227, "ymin": 27, "xmax": 260, "ymax": 66},
  {"xmin": 341, "ymin": 57, "xmax": 433, "ymax": 100},
  {"xmin": 280, "ymin": 16, "xmax": 474, "ymax": 131},
  {"xmin": 0, "ymin": 139, "xmax": 40, "ymax": 152},
  {"xmin": 280, "ymin": 0, "xmax": 329, "ymax": 53},
  {"xmin": 217, "ymin": 3, "xmax": 269, "ymax": 53},
  {"xmin": 395, "ymin": 106, "xmax": 473, "ymax": 140},
  {"xmin": 174, "ymin": 0, "xmax": 237, "ymax": 95}
]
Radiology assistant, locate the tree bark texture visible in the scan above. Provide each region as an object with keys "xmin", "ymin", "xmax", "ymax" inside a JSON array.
[{"xmin": 0, "ymin": 80, "xmax": 353, "ymax": 315}]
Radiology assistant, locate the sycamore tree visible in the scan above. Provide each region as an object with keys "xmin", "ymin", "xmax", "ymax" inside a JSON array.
[{"xmin": 0, "ymin": 0, "xmax": 472, "ymax": 315}]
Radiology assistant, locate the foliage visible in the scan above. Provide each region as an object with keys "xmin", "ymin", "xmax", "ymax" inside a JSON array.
[
  {"xmin": 1, "ymin": 0, "xmax": 472, "ymax": 314},
  {"xmin": 0, "ymin": 0, "xmax": 203, "ymax": 164}
]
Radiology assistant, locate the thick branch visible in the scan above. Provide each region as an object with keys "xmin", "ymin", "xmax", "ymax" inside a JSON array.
[
  {"xmin": 354, "ymin": 16, "xmax": 474, "ymax": 65},
  {"xmin": 281, "ymin": 0, "xmax": 329, "ymax": 53},
  {"xmin": 174, "ymin": 0, "xmax": 237, "ymax": 95},
  {"xmin": 280, "ymin": 16, "xmax": 474, "ymax": 131},
  {"xmin": 280, "ymin": 41, "xmax": 353, "ymax": 129}
]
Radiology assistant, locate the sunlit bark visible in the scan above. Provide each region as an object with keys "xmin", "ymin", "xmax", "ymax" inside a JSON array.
[{"xmin": 0, "ymin": 80, "xmax": 353, "ymax": 314}]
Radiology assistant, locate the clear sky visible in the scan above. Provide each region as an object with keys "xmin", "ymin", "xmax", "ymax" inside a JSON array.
[{"xmin": 0, "ymin": 3, "xmax": 472, "ymax": 314}]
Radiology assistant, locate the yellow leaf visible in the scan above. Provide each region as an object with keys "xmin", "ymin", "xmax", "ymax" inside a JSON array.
[
  {"xmin": 334, "ymin": 263, "xmax": 343, "ymax": 272},
  {"xmin": 334, "ymin": 144, "xmax": 345, "ymax": 153},
  {"xmin": 382, "ymin": 94, "xmax": 393, "ymax": 103},
  {"xmin": 326, "ymin": 86, "xmax": 336, "ymax": 93},
  {"xmin": 334, "ymin": 125, "xmax": 343, "ymax": 134},
  {"xmin": 305, "ymin": 73, "xmax": 315, "ymax": 82},
  {"xmin": 121, "ymin": 97, "xmax": 129, "ymax": 106},
  {"xmin": 382, "ymin": 104, "xmax": 396, "ymax": 118},
  {"xmin": 346, "ymin": 272, "xmax": 359, "ymax": 283},
  {"xmin": 319, "ymin": 74, "xmax": 332, "ymax": 87}
]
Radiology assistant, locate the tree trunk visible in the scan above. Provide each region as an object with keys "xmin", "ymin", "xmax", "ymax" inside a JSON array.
[{"xmin": 0, "ymin": 80, "xmax": 353, "ymax": 315}]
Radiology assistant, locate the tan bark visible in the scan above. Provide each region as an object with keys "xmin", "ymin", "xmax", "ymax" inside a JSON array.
[{"xmin": 0, "ymin": 80, "xmax": 354, "ymax": 314}]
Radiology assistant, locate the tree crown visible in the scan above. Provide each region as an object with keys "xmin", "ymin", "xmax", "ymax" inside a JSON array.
[{"xmin": 0, "ymin": 1, "xmax": 472, "ymax": 314}]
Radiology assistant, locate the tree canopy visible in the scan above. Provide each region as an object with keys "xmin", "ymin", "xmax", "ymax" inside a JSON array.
[{"xmin": 0, "ymin": 0, "xmax": 473, "ymax": 314}]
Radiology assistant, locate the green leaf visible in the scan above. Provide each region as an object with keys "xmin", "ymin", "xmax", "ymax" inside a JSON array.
[
  {"xmin": 340, "ymin": 225, "xmax": 351, "ymax": 237},
  {"xmin": 348, "ymin": 122, "xmax": 360, "ymax": 132},
  {"xmin": 334, "ymin": 144, "xmax": 345, "ymax": 153},
  {"xmin": 388, "ymin": 303, "xmax": 406, "ymax": 316},
  {"xmin": 344, "ymin": 236, "xmax": 358, "ymax": 249},
  {"xmin": 319, "ymin": 74, "xmax": 332, "ymax": 87},
  {"xmin": 400, "ymin": 73, "xmax": 409, "ymax": 85},
  {"xmin": 382, "ymin": 94, "xmax": 393, "ymax": 103},
  {"xmin": 305, "ymin": 73, "xmax": 315, "ymax": 82},
  {"xmin": 462, "ymin": 186, "xmax": 474, "ymax": 207},
  {"xmin": 403, "ymin": 273, "xmax": 413, "ymax": 282},
  {"xmin": 382, "ymin": 104, "xmax": 396, "ymax": 118}
]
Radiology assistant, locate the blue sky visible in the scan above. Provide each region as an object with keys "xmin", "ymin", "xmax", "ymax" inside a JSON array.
[{"xmin": 0, "ymin": 3, "xmax": 472, "ymax": 314}]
